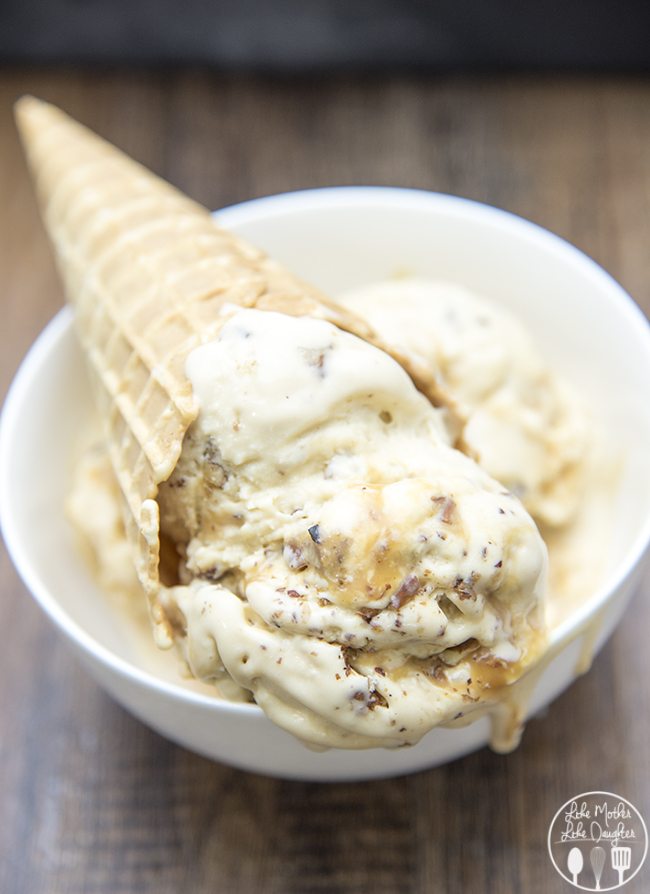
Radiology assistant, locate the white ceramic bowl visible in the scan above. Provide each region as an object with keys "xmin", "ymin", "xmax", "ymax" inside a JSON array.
[{"xmin": 2, "ymin": 188, "xmax": 650, "ymax": 782}]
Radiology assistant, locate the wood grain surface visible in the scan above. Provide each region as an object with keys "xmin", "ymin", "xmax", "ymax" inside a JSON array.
[{"xmin": 1, "ymin": 70, "xmax": 649, "ymax": 894}]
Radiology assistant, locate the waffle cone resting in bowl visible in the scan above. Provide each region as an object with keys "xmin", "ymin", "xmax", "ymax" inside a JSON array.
[{"xmin": 16, "ymin": 97, "xmax": 550, "ymax": 749}]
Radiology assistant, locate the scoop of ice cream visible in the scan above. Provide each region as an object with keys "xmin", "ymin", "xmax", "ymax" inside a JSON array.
[
  {"xmin": 339, "ymin": 279, "xmax": 587, "ymax": 527},
  {"xmin": 66, "ymin": 442, "xmax": 143, "ymax": 602},
  {"xmin": 157, "ymin": 307, "xmax": 547, "ymax": 748}
]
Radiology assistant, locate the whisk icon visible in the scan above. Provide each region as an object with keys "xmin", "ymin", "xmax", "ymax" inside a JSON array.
[{"xmin": 590, "ymin": 846, "xmax": 605, "ymax": 890}]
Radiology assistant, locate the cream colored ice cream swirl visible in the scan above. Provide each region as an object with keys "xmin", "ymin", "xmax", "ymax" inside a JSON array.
[
  {"xmin": 339, "ymin": 279, "xmax": 587, "ymax": 527},
  {"xmin": 156, "ymin": 307, "xmax": 547, "ymax": 748}
]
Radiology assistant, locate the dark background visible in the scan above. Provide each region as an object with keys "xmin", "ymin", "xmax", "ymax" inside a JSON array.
[{"xmin": 1, "ymin": 0, "xmax": 649, "ymax": 71}]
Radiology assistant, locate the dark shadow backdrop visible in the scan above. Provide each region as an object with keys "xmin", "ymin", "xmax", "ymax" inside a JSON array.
[{"xmin": 1, "ymin": 0, "xmax": 649, "ymax": 71}]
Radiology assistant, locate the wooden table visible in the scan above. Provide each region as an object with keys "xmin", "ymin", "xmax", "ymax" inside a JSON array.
[{"xmin": 1, "ymin": 70, "xmax": 649, "ymax": 894}]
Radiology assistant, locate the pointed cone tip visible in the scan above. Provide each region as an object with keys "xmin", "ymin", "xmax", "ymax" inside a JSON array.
[
  {"xmin": 13, "ymin": 95, "xmax": 69, "ymax": 152},
  {"xmin": 14, "ymin": 94, "xmax": 46, "ymax": 129}
]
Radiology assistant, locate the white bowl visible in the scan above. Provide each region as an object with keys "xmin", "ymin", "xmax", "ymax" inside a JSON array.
[{"xmin": 2, "ymin": 188, "xmax": 650, "ymax": 781}]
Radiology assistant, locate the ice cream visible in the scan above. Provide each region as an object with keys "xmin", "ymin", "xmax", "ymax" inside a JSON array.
[
  {"xmin": 152, "ymin": 306, "xmax": 547, "ymax": 748},
  {"xmin": 66, "ymin": 440, "xmax": 142, "ymax": 603},
  {"xmin": 339, "ymin": 279, "xmax": 587, "ymax": 527},
  {"xmin": 16, "ymin": 97, "xmax": 549, "ymax": 751}
]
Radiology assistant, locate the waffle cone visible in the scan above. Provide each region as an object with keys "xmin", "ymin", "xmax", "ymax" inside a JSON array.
[{"xmin": 15, "ymin": 96, "xmax": 448, "ymax": 645}]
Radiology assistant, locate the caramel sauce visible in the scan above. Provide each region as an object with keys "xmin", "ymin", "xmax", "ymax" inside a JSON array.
[
  {"xmin": 311, "ymin": 487, "xmax": 414, "ymax": 609},
  {"xmin": 467, "ymin": 626, "xmax": 548, "ymax": 693}
]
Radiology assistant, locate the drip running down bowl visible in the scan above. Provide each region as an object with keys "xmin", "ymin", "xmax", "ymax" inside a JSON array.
[{"xmin": 2, "ymin": 188, "xmax": 650, "ymax": 781}]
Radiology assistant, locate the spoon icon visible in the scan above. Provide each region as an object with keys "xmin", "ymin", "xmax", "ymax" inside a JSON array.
[{"xmin": 568, "ymin": 847, "xmax": 584, "ymax": 885}]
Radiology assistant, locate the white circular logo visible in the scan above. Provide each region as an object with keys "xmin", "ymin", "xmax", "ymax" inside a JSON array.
[{"xmin": 548, "ymin": 792, "xmax": 648, "ymax": 890}]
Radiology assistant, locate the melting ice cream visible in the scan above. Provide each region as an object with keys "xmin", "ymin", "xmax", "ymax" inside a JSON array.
[{"xmin": 153, "ymin": 307, "xmax": 547, "ymax": 748}]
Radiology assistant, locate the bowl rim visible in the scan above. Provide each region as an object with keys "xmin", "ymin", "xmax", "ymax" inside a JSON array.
[{"xmin": 2, "ymin": 185, "xmax": 650, "ymax": 718}]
